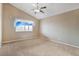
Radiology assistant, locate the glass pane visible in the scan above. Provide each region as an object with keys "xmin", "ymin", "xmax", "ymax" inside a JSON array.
[
  {"xmin": 25, "ymin": 26, "xmax": 29, "ymax": 31},
  {"xmin": 29, "ymin": 26, "xmax": 33, "ymax": 31},
  {"xmin": 15, "ymin": 20, "xmax": 33, "ymax": 32},
  {"xmin": 16, "ymin": 26, "xmax": 25, "ymax": 32}
]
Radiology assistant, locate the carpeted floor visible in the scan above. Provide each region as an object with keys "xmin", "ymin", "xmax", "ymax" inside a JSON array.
[{"xmin": 0, "ymin": 38, "xmax": 79, "ymax": 56}]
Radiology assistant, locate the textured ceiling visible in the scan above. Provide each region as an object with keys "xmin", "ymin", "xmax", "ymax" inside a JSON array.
[{"xmin": 11, "ymin": 3, "xmax": 79, "ymax": 19}]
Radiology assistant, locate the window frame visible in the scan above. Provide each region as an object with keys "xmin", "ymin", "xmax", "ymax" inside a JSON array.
[{"xmin": 14, "ymin": 19, "xmax": 34, "ymax": 32}]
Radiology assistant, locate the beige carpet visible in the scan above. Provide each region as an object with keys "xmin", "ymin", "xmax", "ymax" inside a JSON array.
[{"xmin": 0, "ymin": 38, "xmax": 79, "ymax": 56}]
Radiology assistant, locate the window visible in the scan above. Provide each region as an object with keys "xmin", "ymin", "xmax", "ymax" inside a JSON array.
[{"xmin": 15, "ymin": 20, "xmax": 34, "ymax": 32}]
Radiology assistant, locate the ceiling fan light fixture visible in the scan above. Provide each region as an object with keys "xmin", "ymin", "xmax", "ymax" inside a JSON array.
[
  {"xmin": 32, "ymin": 3, "xmax": 47, "ymax": 15},
  {"xmin": 34, "ymin": 9, "xmax": 40, "ymax": 13}
]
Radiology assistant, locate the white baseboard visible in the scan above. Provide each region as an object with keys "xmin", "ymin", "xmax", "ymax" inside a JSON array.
[
  {"xmin": 3, "ymin": 37, "xmax": 36, "ymax": 44},
  {"xmin": 3, "ymin": 39, "xmax": 23, "ymax": 44},
  {"xmin": 49, "ymin": 38, "xmax": 79, "ymax": 49}
]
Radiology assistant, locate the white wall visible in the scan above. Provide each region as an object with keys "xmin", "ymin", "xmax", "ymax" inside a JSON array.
[
  {"xmin": 0, "ymin": 4, "xmax": 2, "ymax": 47},
  {"xmin": 40, "ymin": 9, "xmax": 79, "ymax": 47},
  {"xmin": 2, "ymin": 4, "xmax": 40, "ymax": 43}
]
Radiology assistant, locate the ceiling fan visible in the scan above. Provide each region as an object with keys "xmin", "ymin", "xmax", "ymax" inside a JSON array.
[{"xmin": 32, "ymin": 3, "xmax": 47, "ymax": 14}]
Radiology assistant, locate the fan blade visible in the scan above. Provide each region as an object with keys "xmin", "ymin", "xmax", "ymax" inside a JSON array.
[
  {"xmin": 40, "ymin": 10, "xmax": 44, "ymax": 13},
  {"xmin": 40, "ymin": 6, "xmax": 46, "ymax": 9}
]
